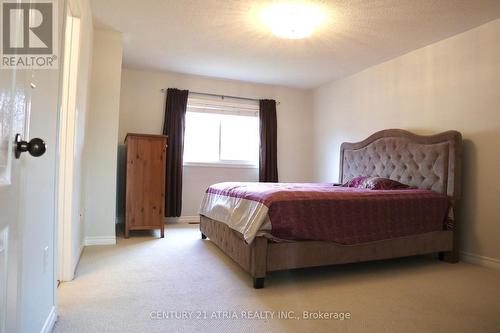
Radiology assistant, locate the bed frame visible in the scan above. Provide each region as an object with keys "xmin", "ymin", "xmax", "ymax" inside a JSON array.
[{"xmin": 200, "ymin": 129, "xmax": 462, "ymax": 288}]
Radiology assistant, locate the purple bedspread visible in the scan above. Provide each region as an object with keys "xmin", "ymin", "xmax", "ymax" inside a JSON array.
[{"xmin": 206, "ymin": 183, "xmax": 449, "ymax": 245}]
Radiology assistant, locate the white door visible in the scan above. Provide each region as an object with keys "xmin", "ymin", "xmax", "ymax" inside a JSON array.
[
  {"xmin": 0, "ymin": 0, "xmax": 64, "ymax": 332},
  {"xmin": 0, "ymin": 67, "xmax": 26, "ymax": 333}
]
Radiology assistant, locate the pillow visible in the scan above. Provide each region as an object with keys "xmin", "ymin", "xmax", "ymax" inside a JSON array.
[{"xmin": 342, "ymin": 176, "xmax": 409, "ymax": 190}]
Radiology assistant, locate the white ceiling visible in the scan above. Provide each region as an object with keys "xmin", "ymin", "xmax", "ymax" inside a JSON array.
[{"xmin": 90, "ymin": 0, "xmax": 500, "ymax": 89}]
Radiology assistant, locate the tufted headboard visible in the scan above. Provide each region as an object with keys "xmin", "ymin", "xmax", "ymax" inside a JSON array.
[{"xmin": 339, "ymin": 129, "xmax": 462, "ymax": 199}]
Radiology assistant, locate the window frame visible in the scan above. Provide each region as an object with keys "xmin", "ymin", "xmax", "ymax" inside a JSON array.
[{"xmin": 183, "ymin": 97, "xmax": 260, "ymax": 169}]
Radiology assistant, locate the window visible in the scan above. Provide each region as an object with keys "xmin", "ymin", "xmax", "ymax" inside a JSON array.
[{"xmin": 183, "ymin": 98, "xmax": 259, "ymax": 167}]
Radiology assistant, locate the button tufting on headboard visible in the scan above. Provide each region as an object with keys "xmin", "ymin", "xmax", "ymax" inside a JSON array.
[{"xmin": 339, "ymin": 129, "xmax": 462, "ymax": 199}]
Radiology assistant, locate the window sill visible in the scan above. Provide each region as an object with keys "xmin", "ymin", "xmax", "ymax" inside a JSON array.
[{"xmin": 183, "ymin": 162, "xmax": 258, "ymax": 169}]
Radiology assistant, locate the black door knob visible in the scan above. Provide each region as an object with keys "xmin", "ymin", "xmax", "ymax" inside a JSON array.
[{"xmin": 15, "ymin": 134, "xmax": 47, "ymax": 159}]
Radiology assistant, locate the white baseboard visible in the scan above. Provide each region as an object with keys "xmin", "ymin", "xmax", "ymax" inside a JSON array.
[
  {"xmin": 166, "ymin": 215, "xmax": 200, "ymax": 224},
  {"xmin": 461, "ymin": 251, "xmax": 500, "ymax": 271},
  {"xmin": 84, "ymin": 236, "xmax": 116, "ymax": 246},
  {"xmin": 40, "ymin": 306, "xmax": 56, "ymax": 333}
]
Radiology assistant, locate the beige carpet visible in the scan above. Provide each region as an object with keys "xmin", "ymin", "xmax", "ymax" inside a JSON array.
[{"xmin": 54, "ymin": 224, "xmax": 500, "ymax": 333}]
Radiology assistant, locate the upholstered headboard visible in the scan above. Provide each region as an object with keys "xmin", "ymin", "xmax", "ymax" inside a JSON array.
[{"xmin": 339, "ymin": 129, "xmax": 462, "ymax": 199}]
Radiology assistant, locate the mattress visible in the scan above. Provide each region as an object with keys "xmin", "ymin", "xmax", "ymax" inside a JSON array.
[{"xmin": 199, "ymin": 182, "xmax": 449, "ymax": 245}]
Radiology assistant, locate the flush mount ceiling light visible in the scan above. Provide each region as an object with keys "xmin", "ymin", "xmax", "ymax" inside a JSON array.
[{"xmin": 260, "ymin": 2, "xmax": 326, "ymax": 39}]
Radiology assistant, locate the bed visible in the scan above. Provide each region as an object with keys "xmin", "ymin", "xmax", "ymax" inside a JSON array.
[{"xmin": 199, "ymin": 129, "xmax": 462, "ymax": 288}]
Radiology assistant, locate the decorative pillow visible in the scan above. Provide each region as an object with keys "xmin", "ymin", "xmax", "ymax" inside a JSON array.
[{"xmin": 342, "ymin": 176, "xmax": 409, "ymax": 190}]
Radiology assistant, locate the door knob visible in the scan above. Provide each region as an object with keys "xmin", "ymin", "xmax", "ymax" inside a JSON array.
[{"xmin": 15, "ymin": 134, "xmax": 47, "ymax": 159}]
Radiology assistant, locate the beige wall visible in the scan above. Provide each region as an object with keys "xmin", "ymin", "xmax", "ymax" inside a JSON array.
[
  {"xmin": 313, "ymin": 18, "xmax": 500, "ymax": 261},
  {"xmin": 69, "ymin": 0, "xmax": 93, "ymax": 274},
  {"xmin": 119, "ymin": 68, "xmax": 314, "ymax": 217},
  {"xmin": 84, "ymin": 30, "xmax": 122, "ymax": 240}
]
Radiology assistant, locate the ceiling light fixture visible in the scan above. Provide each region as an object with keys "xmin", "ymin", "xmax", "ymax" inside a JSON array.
[{"xmin": 260, "ymin": 2, "xmax": 326, "ymax": 39}]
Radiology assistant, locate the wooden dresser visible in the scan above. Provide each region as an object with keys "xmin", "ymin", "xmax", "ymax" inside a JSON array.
[{"xmin": 124, "ymin": 133, "xmax": 167, "ymax": 238}]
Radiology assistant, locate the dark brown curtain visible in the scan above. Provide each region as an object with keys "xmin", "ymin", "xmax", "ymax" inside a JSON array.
[
  {"xmin": 259, "ymin": 99, "xmax": 278, "ymax": 182},
  {"xmin": 163, "ymin": 88, "xmax": 189, "ymax": 217}
]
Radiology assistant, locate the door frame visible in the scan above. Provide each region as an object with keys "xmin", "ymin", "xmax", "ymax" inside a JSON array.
[{"xmin": 57, "ymin": 0, "xmax": 82, "ymax": 282}]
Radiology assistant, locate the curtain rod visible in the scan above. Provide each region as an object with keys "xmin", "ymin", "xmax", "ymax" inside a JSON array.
[{"xmin": 160, "ymin": 89, "xmax": 280, "ymax": 105}]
